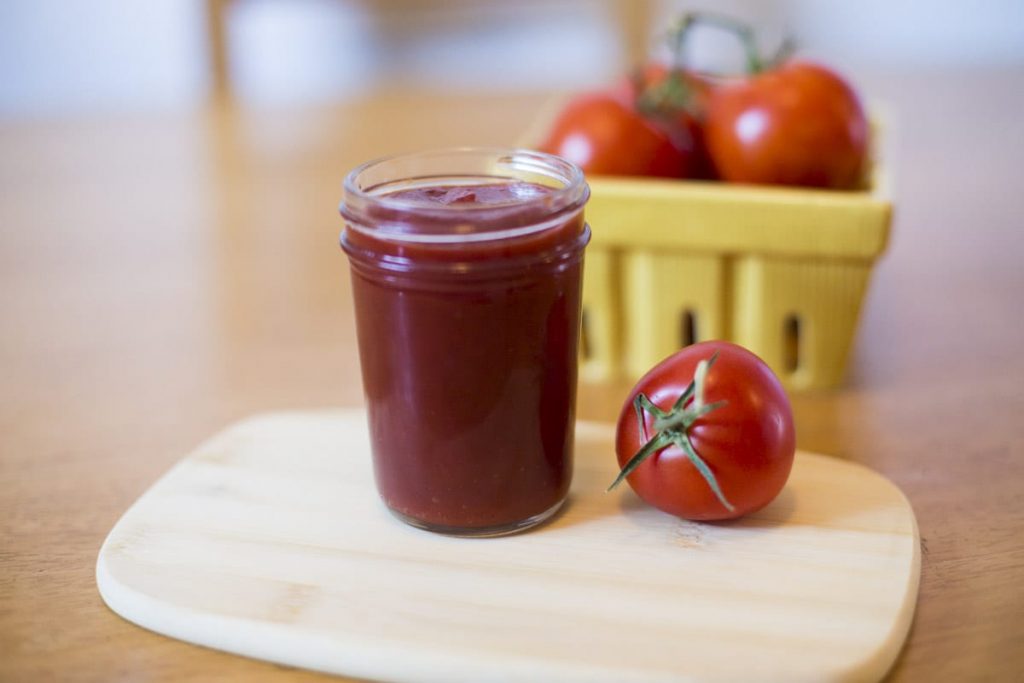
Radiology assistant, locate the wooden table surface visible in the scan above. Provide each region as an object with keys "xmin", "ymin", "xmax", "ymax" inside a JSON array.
[{"xmin": 3, "ymin": 68, "xmax": 1023, "ymax": 682}]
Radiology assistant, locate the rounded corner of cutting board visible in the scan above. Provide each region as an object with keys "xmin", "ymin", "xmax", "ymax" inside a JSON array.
[{"xmin": 95, "ymin": 409, "xmax": 921, "ymax": 683}]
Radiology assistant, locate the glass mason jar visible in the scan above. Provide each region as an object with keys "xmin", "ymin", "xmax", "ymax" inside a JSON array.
[{"xmin": 339, "ymin": 148, "xmax": 590, "ymax": 536}]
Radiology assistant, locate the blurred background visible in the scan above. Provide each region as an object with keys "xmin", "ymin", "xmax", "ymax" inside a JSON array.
[
  {"xmin": 3, "ymin": 0, "xmax": 1023, "ymax": 419},
  {"xmin": 2, "ymin": 0, "xmax": 1023, "ymax": 418},
  {"xmin": 3, "ymin": 0, "xmax": 1024, "ymax": 117},
  {"xmin": 3, "ymin": 9, "xmax": 1024, "ymax": 679}
]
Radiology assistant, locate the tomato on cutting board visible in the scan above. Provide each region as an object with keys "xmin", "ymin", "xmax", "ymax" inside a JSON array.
[{"xmin": 610, "ymin": 341, "xmax": 795, "ymax": 521}]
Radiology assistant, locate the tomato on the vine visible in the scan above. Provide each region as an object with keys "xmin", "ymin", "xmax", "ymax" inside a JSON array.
[
  {"xmin": 615, "ymin": 63, "xmax": 715, "ymax": 114},
  {"xmin": 704, "ymin": 61, "xmax": 869, "ymax": 189},
  {"xmin": 539, "ymin": 92, "xmax": 695, "ymax": 178},
  {"xmin": 610, "ymin": 341, "xmax": 795, "ymax": 521},
  {"xmin": 615, "ymin": 63, "xmax": 718, "ymax": 180}
]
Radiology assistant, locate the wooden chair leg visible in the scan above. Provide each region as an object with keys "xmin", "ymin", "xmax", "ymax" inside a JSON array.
[
  {"xmin": 615, "ymin": 0, "xmax": 651, "ymax": 68},
  {"xmin": 205, "ymin": 0, "xmax": 233, "ymax": 105}
]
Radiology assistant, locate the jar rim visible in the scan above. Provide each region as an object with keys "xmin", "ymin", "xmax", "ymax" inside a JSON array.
[{"xmin": 341, "ymin": 147, "xmax": 587, "ymax": 225}]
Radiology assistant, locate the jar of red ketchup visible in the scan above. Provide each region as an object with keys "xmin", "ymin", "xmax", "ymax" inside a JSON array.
[{"xmin": 339, "ymin": 148, "xmax": 590, "ymax": 536}]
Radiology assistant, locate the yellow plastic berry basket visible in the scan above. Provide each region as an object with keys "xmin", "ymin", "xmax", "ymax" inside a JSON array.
[{"xmin": 577, "ymin": 167, "xmax": 891, "ymax": 391}]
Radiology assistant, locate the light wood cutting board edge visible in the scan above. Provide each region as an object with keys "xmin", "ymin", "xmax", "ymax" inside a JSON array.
[
  {"xmin": 94, "ymin": 410, "xmax": 922, "ymax": 683},
  {"xmin": 858, "ymin": 490, "xmax": 921, "ymax": 682}
]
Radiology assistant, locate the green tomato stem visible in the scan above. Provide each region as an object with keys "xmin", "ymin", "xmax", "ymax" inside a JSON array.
[
  {"xmin": 609, "ymin": 352, "xmax": 736, "ymax": 513},
  {"xmin": 607, "ymin": 430, "xmax": 673, "ymax": 493},
  {"xmin": 665, "ymin": 11, "xmax": 788, "ymax": 76},
  {"xmin": 674, "ymin": 432, "xmax": 736, "ymax": 513}
]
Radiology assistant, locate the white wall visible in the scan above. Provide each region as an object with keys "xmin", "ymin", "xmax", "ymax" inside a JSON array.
[
  {"xmin": 0, "ymin": 0, "xmax": 208, "ymax": 117},
  {"xmin": 225, "ymin": 0, "xmax": 619, "ymax": 105},
  {"xmin": 1, "ymin": 0, "xmax": 1022, "ymax": 118},
  {"xmin": 652, "ymin": 0, "xmax": 1024, "ymax": 71}
]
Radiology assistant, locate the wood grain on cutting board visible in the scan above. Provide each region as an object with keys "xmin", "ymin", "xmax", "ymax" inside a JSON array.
[{"xmin": 97, "ymin": 410, "xmax": 919, "ymax": 683}]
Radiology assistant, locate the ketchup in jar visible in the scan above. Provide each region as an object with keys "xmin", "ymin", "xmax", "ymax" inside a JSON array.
[{"xmin": 339, "ymin": 149, "xmax": 590, "ymax": 536}]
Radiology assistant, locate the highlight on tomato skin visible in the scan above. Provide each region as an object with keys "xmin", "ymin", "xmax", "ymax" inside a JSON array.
[{"xmin": 611, "ymin": 341, "xmax": 796, "ymax": 521}]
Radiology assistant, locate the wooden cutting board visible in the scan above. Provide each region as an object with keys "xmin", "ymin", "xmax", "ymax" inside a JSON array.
[{"xmin": 97, "ymin": 410, "xmax": 919, "ymax": 683}]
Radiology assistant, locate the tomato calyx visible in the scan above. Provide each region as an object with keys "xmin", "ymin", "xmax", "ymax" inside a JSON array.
[
  {"xmin": 607, "ymin": 352, "xmax": 736, "ymax": 513},
  {"xmin": 635, "ymin": 71, "xmax": 696, "ymax": 122}
]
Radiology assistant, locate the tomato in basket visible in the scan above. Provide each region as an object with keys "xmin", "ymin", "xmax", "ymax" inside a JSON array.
[
  {"xmin": 705, "ymin": 61, "xmax": 869, "ymax": 189},
  {"xmin": 664, "ymin": 13, "xmax": 870, "ymax": 189},
  {"xmin": 617, "ymin": 63, "xmax": 717, "ymax": 180},
  {"xmin": 539, "ymin": 92, "xmax": 696, "ymax": 178},
  {"xmin": 538, "ymin": 12, "xmax": 871, "ymax": 190}
]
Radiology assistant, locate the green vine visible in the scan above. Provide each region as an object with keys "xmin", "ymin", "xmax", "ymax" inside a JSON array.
[{"xmin": 662, "ymin": 12, "xmax": 797, "ymax": 76}]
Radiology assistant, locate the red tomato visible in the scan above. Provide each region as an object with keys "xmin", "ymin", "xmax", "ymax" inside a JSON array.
[
  {"xmin": 611, "ymin": 341, "xmax": 795, "ymax": 521},
  {"xmin": 539, "ymin": 92, "xmax": 693, "ymax": 178},
  {"xmin": 704, "ymin": 61, "xmax": 869, "ymax": 189},
  {"xmin": 618, "ymin": 63, "xmax": 718, "ymax": 116},
  {"xmin": 613, "ymin": 64, "xmax": 717, "ymax": 180}
]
